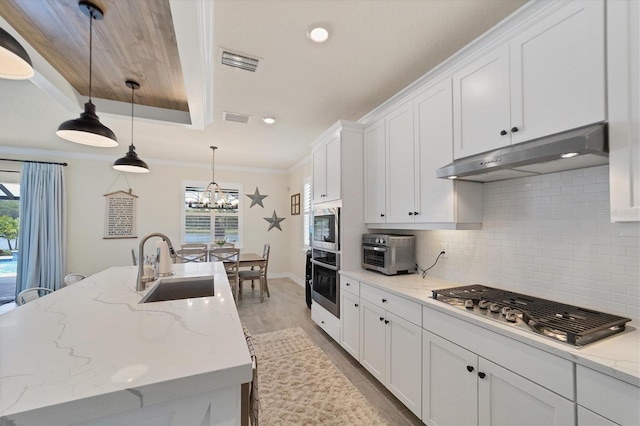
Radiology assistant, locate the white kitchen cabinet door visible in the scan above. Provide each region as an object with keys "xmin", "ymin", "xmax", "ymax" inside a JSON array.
[
  {"xmin": 608, "ymin": 0, "xmax": 640, "ymax": 222},
  {"xmin": 360, "ymin": 299, "xmax": 386, "ymax": 383},
  {"xmin": 477, "ymin": 358, "xmax": 575, "ymax": 426},
  {"xmin": 385, "ymin": 311, "xmax": 422, "ymax": 418},
  {"xmin": 510, "ymin": 0, "xmax": 605, "ymax": 145},
  {"xmin": 385, "ymin": 101, "xmax": 417, "ymax": 223},
  {"xmin": 324, "ymin": 136, "xmax": 341, "ymax": 202},
  {"xmin": 340, "ymin": 291, "xmax": 360, "ymax": 360},
  {"xmin": 453, "ymin": 43, "xmax": 511, "ymax": 159},
  {"xmin": 312, "ymin": 147, "xmax": 327, "ymax": 203},
  {"xmin": 422, "ymin": 331, "xmax": 477, "ymax": 426},
  {"xmin": 364, "ymin": 118, "xmax": 387, "ymax": 223},
  {"xmin": 577, "ymin": 406, "xmax": 617, "ymax": 426}
]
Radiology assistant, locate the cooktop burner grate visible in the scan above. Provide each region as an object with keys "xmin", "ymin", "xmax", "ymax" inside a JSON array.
[{"xmin": 432, "ymin": 285, "xmax": 631, "ymax": 346}]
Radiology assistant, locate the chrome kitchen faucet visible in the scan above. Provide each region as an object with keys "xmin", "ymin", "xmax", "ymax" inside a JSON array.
[{"xmin": 136, "ymin": 232, "xmax": 176, "ymax": 291}]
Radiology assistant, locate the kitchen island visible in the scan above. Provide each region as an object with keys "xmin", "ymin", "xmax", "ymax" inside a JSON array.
[{"xmin": 0, "ymin": 262, "xmax": 252, "ymax": 425}]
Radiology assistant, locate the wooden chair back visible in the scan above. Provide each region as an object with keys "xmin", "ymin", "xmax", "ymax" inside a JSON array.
[
  {"xmin": 175, "ymin": 247, "xmax": 208, "ymax": 263},
  {"xmin": 209, "ymin": 248, "xmax": 241, "ymax": 299}
]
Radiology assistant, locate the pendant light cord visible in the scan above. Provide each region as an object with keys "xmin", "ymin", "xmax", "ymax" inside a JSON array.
[
  {"xmin": 130, "ymin": 84, "xmax": 134, "ymax": 147},
  {"xmin": 88, "ymin": 9, "xmax": 93, "ymax": 101}
]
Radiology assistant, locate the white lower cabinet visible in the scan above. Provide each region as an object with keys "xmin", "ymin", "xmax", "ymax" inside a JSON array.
[
  {"xmin": 311, "ymin": 302, "xmax": 340, "ymax": 342},
  {"xmin": 360, "ymin": 298, "xmax": 422, "ymax": 417},
  {"xmin": 340, "ymin": 291, "xmax": 360, "ymax": 360},
  {"xmin": 577, "ymin": 406, "xmax": 618, "ymax": 426},
  {"xmin": 422, "ymin": 330, "xmax": 574, "ymax": 426}
]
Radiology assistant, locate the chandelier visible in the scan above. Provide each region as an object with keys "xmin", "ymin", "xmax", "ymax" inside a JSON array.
[{"xmin": 192, "ymin": 146, "xmax": 237, "ymax": 210}]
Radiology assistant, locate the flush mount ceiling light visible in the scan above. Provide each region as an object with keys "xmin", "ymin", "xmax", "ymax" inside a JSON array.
[
  {"xmin": 0, "ymin": 27, "xmax": 34, "ymax": 79},
  {"xmin": 56, "ymin": 0, "xmax": 117, "ymax": 148},
  {"xmin": 113, "ymin": 80, "xmax": 149, "ymax": 173},
  {"xmin": 262, "ymin": 117, "xmax": 276, "ymax": 124},
  {"xmin": 307, "ymin": 26, "xmax": 329, "ymax": 43}
]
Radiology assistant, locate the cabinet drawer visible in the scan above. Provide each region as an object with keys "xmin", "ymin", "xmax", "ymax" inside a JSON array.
[
  {"xmin": 311, "ymin": 303, "xmax": 340, "ymax": 342},
  {"xmin": 423, "ymin": 305, "xmax": 574, "ymax": 400},
  {"xmin": 577, "ymin": 365, "xmax": 640, "ymax": 426},
  {"xmin": 341, "ymin": 277, "xmax": 360, "ymax": 296},
  {"xmin": 361, "ymin": 284, "xmax": 421, "ymax": 326}
]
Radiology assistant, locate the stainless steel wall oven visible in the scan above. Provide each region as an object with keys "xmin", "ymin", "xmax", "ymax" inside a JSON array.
[
  {"xmin": 312, "ymin": 207, "xmax": 340, "ymax": 250},
  {"xmin": 311, "ymin": 249, "xmax": 340, "ymax": 318}
]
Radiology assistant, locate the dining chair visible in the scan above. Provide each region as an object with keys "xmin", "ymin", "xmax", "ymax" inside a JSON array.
[
  {"xmin": 64, "ymin": 273, "xmax": 87, "ymax": 287},
  {"xmin": 209, "ymin": 247, "xmax": 241, "ymax": 302},
  {"xmin": 16, "ymin": 287, "xmax": 54, "ymax": 306},
  {"xmin": 175, "ymin": 247, "xmax": 208, "ymax": 263},
  {"xmin": 131, "ymin": 248, "xmax": 137, "ymax": 266},
  {"xmin": 238, "ymin": 244, "xmax": 270, "ymax": 302},
  {"xmin": 180, "ymin": 243, "xmax": 208, "ymax": 250}
]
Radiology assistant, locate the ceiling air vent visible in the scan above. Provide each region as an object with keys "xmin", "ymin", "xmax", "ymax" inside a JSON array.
[
  {"xmin": 223, "ymin": 111, "xmax": 251, "ymax": 124},
  {"xmin": 221, "ymin": 51, "xmax": 259, "ymax": 72}
]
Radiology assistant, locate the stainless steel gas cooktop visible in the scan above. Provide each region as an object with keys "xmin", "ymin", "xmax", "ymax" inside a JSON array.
[{"xmin": 432, "ymin": 285, "xmax": 631, "ymax": 346}]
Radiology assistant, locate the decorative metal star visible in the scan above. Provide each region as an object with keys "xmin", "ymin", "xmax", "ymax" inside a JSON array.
[
  {"xmin": 246, "ymin": 187, "xmax": 268, "ymax": 208},
  {"xmin": 264, "ymin": 210, "xmax": 285, "ymax": 231}
]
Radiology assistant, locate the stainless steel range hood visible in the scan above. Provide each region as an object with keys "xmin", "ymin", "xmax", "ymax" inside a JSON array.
[{"xmin": 436, "ymin": 122, "xmax": 608, "ymax": 182}]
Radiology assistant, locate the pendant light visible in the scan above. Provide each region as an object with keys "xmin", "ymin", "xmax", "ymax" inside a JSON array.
[
  {"xmin": 113, "ymin": 80, "xmax": 149, "ymax": 173},
  {"xmin": 0, "ymin": 27, "xmax": 34, "ymax": 79},
  {"xmin": 56, "ymin": 0, "xmax": 117, "ymax": 147},
  {"xmin": 197, "ymin": 146, "xmax": 229, "ymax": 208}
]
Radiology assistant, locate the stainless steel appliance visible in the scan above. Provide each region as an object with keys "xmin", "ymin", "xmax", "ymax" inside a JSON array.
[
  {"xmin": 311, "ymin": 249, "xmax": 340, "ymax": 318},
  {"xmin": 436, "ymin": 122, "xmax": 608, "ymax": 182},
  {"xmin": 362, "ymin": 234, "xmax": 415, "ymax": 275},
  {"xmin": 432, "ymin": 284, "xmax": 631, "ymax": 346},
  {"xmin": 312, "ymin": 207, "xmax": 340, "ymax": 250}
]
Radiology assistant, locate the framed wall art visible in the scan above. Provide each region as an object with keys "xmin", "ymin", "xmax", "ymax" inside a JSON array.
[{"xmin": 291, "ymin": 193, "xmax": 301, "ymax": 215}]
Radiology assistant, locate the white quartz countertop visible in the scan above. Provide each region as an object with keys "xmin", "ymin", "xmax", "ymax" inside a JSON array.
[
  {"xmin": 341, "ymin": 269, "xmax": 640, "ymax": 387},
  {"xmin": 0, "ymin": 263, "xmax": 252, "ymax": 423}
]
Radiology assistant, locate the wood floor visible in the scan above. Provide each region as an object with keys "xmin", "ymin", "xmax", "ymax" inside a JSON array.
[{"xmin": 236, "ymin": 278, "xmax": 424, "ymax": 426}]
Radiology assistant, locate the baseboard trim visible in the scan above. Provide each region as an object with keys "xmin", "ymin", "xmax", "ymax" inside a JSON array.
[{"xmin": 267, "ymin": 272, "xmax": 304, "ymax": 287}]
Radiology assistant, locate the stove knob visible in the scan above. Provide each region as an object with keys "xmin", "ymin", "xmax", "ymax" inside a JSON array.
[
  {"xmin": 478, "ymin": 300, "xmax": 489, "ymax": 310},
  {"xmin": 501, "ymin": 307, "xmax": 511, "ymax": 316},
  {"xmin": 489, "ymin": 303, "xmax": 500, "ymax": 313},
  {"xmin": 464, "ymin": 300, "xmax": 474, "ymax": 310},
  {"xmin": 505, "ymin": 311, "xmax": 518, "ymax": 323}
]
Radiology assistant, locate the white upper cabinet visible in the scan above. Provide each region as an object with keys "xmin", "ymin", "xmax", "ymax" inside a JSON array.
[
  {"xmin": 386, "ymin": 101, "xmax": 417, "ymax": 223},
  {"xmin": 453, "ymin": 0, "xmax": 605, "ymax": 159},
  {"xmin": 312, "ymin": 136, "xmax": 341, "ymax": 203},
  {"xmin": 607, "ymin": 0, "xmax": 640, "ymax": 222},
  {"xmin": 453, "ymin": 44, "xmax": 511, "ymax": 159},
  {"xmin": 364, "ymin": 118, "xmax": 387, "ymax": 223},
  {"xmin": 415, "ymin": 79, "xmax": 482, "ymax": 223}
]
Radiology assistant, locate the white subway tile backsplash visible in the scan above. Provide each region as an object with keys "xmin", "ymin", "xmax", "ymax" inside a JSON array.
[{"xmin": 415, "ymin": 165, "xmax": 640, "ymax": 318}]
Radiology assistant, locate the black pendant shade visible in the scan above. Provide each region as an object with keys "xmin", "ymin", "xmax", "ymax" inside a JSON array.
[
  {"xmin": 57, "ymin": 101, "xmax": 118, "ymax": 147},
  {"xmin": 113, "ymin": 80, "xmax": 149, "ymax": 173},
  {"xmin": 113, "ymin": 144, "xmax": 149, "ymax": 173},
  {"xmin": 0, "ymin": 27, "xmax": 34, "ymax": 80},
  {"xmin": 56, "ymin": 1, "xmax": 117, "ymax": 147}
]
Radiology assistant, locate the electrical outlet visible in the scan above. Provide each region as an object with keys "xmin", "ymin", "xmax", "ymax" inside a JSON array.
[{"xmin": 440, "ymin": 243, "xmax": 449, "ymax": 259}]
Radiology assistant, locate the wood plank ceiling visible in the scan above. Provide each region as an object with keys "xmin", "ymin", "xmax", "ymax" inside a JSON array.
[{"xmin": 0, "ymin": 0, "xmax": 188, "ymax": 112}]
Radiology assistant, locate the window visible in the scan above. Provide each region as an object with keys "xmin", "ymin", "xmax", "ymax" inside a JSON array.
[
  {"xmin": 182, "ymin": 181, "xmax": 242, "ymax": 246},
  {"xmin": 303, "ymin": 177, "xmax": 312, "ymax": 247}
]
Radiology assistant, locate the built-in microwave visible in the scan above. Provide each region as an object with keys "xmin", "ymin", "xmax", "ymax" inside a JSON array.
[{"xmin": 312, "ymin": 207, "xmax": 340, "ymax": 250}]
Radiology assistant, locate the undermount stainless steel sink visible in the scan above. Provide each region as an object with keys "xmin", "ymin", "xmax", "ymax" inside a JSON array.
[{"xmin": 139, "ymin": 276, "xmax": 215, "ymax": 303}]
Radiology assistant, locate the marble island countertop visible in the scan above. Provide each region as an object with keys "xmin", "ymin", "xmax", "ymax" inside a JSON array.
[
  {"xmin": 0, "ymin": 263, "xmax": 252, "ymax": 424},
  {"xmin": 341, "ymin": 269, "xmax": 640, "ymax": 388}
]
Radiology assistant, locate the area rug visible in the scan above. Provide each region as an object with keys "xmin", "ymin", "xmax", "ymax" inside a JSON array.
[{"xmin": 252, "ymin": 327, "xmax": 388, "ymax": 426}]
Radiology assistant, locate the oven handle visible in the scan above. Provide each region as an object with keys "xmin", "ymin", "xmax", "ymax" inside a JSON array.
[
  {"xmin": 311, "ymin": 259, "xmax": 339, "ymax": 271},
  {"xmin": 362, "ymin": 245, "xmax": 388, "ymax": 252}
]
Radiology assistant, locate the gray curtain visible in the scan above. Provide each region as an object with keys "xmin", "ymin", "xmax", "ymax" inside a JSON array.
[{"xmin": 15, "ymin": 163, "xmax": 66, "ymax": 296}]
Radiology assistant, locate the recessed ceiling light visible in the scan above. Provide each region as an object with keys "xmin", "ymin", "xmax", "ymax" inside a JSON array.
[
  {"xmin": 263, "ymin": 117, "xmax": 276, "ymax": 124},
  {"xmin": 308, "ymin": 27, "xmax": 329, "ymax": 43},
  {"xmin": 447, "ymin": 175, "xmax": 458, "ymax": 180},
  {"xmin": 560, "ymin": 152, "xmax": 579, "ymax": 159}
]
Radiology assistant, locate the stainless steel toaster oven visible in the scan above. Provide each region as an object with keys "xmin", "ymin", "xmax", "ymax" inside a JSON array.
[{"xmin": 362, "ymin": 234, "xmax": 415, "ymax": 275}]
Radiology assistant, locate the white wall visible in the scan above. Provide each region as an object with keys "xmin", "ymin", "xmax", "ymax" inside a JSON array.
[
  {"xmin": 286, "ymin": 160, "xmax": 312, "ymax": 285},
  {"xmin": 3, "ymin": 154, "xmax": 292, "ymax": 277},
  {"xmin": 413, "ymin": 165, "xmax": 640, "ymax": 319}
]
